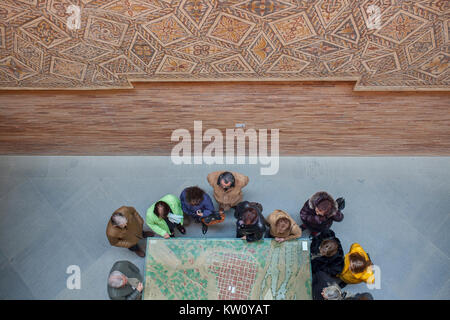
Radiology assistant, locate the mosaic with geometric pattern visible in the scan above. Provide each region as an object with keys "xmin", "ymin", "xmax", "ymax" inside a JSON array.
[{"xmin": 0, "ymin": 0, "xmax": 448, "ymax": 90}]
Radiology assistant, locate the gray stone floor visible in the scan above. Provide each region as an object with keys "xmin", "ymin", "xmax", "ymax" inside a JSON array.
[{"xmin": 0, "ymin": 156, "xmax": 449, "ymax": 300}]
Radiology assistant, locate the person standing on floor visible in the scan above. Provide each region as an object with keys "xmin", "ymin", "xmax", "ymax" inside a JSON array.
[
  {"xmin": 338, "ymin": 243, "xmax": 375, "ymax": 286},
  {"xmin": 207, "ymin": 171, "xmax": 249, "ymax": 215},
  {"xmin": 180, "ymin": 186, "xmax": 215, "ymax": 224},
  {"xmin": 310, "ymin": 229, "xmax": 345, "ymax": 277},
  {"xmin": 234, "ymin": 201, "xmax": 268, "ymax": 242},
  {"xmin": 106, "ymin": 206, "xmax": 154, "ymax": 257},
  {"xmin": 107, "ymin": 260, "xmax": 144, "ymax": 300},
  {"xmin": 266, "ymin": 209, "xmax": 302, "ymax": 242},
  {"xmin": 146, "ymin": 194, "xmax": 185, "ymax": 238},
  {"xmin": 299, "ymin": 191, "xmax": 345, "ymax": 236}
]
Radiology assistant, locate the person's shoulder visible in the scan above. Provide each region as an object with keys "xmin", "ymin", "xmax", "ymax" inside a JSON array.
[
  {"xmin": 232, "ymin": 171, "xmax": 249, "ymax": 184},
  {"xmin": 207, "ymin": 171, "xmax": 222, "ymax": 185}
]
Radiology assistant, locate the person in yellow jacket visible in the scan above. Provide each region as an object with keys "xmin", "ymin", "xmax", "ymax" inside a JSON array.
[{"xmin": 338, "ymin": 243, "xmax": 375, "ymax": 285}]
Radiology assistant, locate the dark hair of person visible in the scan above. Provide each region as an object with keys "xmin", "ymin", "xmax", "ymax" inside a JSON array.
[
  {"xmin": 154, "ymin": 201, "xmax": 170, "ymax": 218},
  {"xmin": 355, "ymin": 293, "xmax": 374, "ymax": 300},
  {"xmin": 349, "ymin": 252, "xmax": 372, "ymax": 274},
  {"xmin": 319, "ymin": 239, "xmax": 339, "ymax": 257},
  {"xmin": 317, "ymin": 199, "xmax": 332, "ymax": 213},
  {"xmin": 242, "ymin": 207, "xmax": 258, "ymax": 225},
  {"xmin": 185, "ymin": 186, "xmax": 205, "ymax": 204},
  {"xmin": 217, "ymin": 171, "xmax": 235, "ymax": 188},
  {"xmin": 111, "ymin": 212, "xmax": 124, "ymax": 226}
]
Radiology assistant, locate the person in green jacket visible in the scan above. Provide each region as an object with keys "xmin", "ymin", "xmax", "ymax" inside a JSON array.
[{"xmin": 146, "ymin": 194, "xmax": 186, "ymax": 238}]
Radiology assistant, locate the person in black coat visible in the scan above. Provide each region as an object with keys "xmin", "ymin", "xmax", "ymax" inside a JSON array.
[
  {"xmin": 300, "ymin": 191, "xmax": 345, "ymax": 236},
  {"xmin": 310, "ymin": 229, "xmax": 345, "ymax": 277},
  {"xmin": 234, "ymin": 201, "xmax": 269, "ymax": 242},
  {"xmin": 312, "ymin": 270, "xmax": 342, "ymax": 300},
  {"xmin": 313, "ymin": 270, "xmax": 375, "ymax": 300}
]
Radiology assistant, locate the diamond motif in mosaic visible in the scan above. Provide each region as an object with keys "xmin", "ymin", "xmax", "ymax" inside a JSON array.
[
  {"xmin": 92, "ymin": 66, "xmax": 117, "ymax": 82},
  {"xmin": 0, "ymin": 3, "xmax": 27, "ymax": 21},
  {"xmin": 61, "ymin": 42, "xmax": 112, "ymax": 61},
  {"xmin": 234, "ymin": 0, "xmax": 295, "ymax": 18},
  {"xmin": 207, "ymin": 13, "xmax": 256, "ymax": 46},
  {"xmin": 14, "ymin": 34, "xmax": 44, "ymax": 70},
  {"xmin": 248, "ymin": 32, "xmax": 275, "ymax": 65},
  {"xmin": 417, "ymin": 52, "xmax": 449, "ymax": 78},
  {"xmin": 144, "ymin": 14, "xmax": 192, "ymax": 47},
  {"xmin": 315, "ymin": 0, "xmax": 350, "ymax": 29},
  {"xmin": 101, "ymin": 55, "xmax": 146, "ymax": 75},
  {"xmin": 405, "ymin": 30, "xmax": 436, "ymax": 64},
  {"xmin": 211, "ymin": 54, "xmax": 255, "ymax": 73},
  {"xmin": 84, "ymin": 16, "xmax": 129, "ymax": 47},
  {"xmin": 180, "ymin": 0, "xmax": 213, "ymax": 29},
  {"xmin": 361, "ymin": 41, "xmax": 392, "ymax": 58},
  {"xmin": 47, "ymin": 0, "xmax": 73, "ymax": 22},
  {"xmin": 362, "ymin": 52, "xmax": 401, "ymax": 75},
  {"xmin": 156, "ymin": 55, "xmax": 197, "ymax": 74},
  {"xmin": 129, "ymin": 32, "xmax": 157, "ymax": 67},
  {"xmin": 374, "ymin": 10, "xmax": 428, "ymax": 44},
  {"xmin": 50, "ymin": 56, "xmax": 88, "ymax": 81},
  {"xmin": 21, "ymin": 16, "xmax": 71, "ymax": 49},
  {"xmin": 270, "ymin": 12, "xmax": 317, "ymax": 46},
  {"xmin": 324, "ymin": 54, "xmax": 353, "ymax": 72},
  {"xmin": 296, "ymin": 40, "xmax": 346, "ymax": 58},
  {"xmin": 0, "ymin": 56, "xmax": 36, "ymax": 81},
  {"xmin": 100, "ymin": 0, "xmax": 159, "ymax": 19},
  {"xmin": 176, "ymin": 41, "xmax": 229, "ymax": 59},
  {"xmin": 416, "ymin": 0, "xmax": 449, "ymax": 16},
  {"xmin": 332, "ymin": 15, "xmax": 360, "ymax": 44},
  {"xmin": 267, "ymin": 54, "xmax": 309, "ymax": 73}
]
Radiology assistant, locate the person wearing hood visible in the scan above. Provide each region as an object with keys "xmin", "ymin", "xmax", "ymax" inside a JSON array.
[
  {"xmin": 339, "ymin": 243, "xmax": 375, "ymax": 285},
  {"xmin": 300, "ymin": 191, "xmax": 345, "ymax": 236},
  {"xmin": 234, "ymin": 201, "xmax": 268, "ymax": 242},
  {"xmin": 310, "ymin": 229, "xmax": 344, "ymax": 277},
  {"xmin": 266, "ymin": 209, "xmax": 302, "ymax": 242}
]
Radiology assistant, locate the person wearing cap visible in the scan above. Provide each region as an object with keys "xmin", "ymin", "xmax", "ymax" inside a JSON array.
[{"xmin": 299, "ymin": 191, "xmax": 345, "ymax": 237}]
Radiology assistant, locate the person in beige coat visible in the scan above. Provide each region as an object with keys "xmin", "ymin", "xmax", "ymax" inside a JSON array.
[
  {"xmin": 106, "ymin": 206, "xmax": 154, "ymax": 257},
  {"xmin": 207, "ymin": 171, "xmax": 249, "ymax": 213},
  {"xmin": 267, "ymin": 209, "xmax": 302, "ymax": 243}
]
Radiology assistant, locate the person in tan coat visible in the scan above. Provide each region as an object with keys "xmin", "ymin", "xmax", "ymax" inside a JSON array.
[
  {"xmin": 267, "ymin": 209, "xmax": 302, "ymax": 243},
  {"xmin": 106, "ymin": 206, "xmax": 154, "ymax": 257},
  {"xmin": 207, "ymin": 171, "xmax": 249, "ymax": 213}
]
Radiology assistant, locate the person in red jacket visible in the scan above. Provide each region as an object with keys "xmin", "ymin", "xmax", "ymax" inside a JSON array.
[{"xmin": 299, "ymin": 191, "xmax": 345, "ymax": 237}]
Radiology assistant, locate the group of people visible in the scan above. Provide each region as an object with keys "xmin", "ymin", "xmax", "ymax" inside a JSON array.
[{"xmin": 105, "ymin": 171, "xmax": 375, "ymax": 300}]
